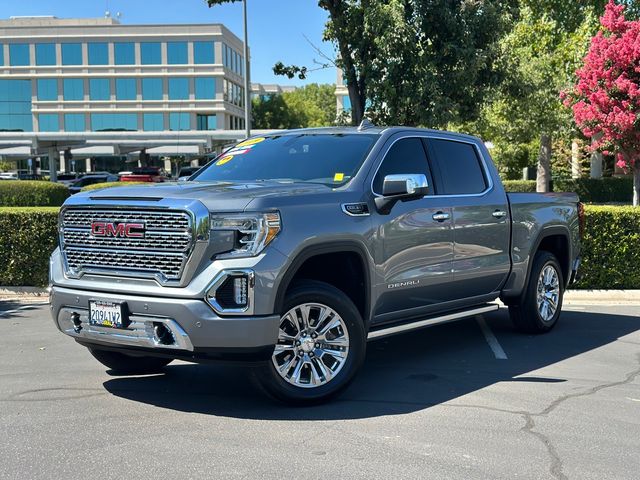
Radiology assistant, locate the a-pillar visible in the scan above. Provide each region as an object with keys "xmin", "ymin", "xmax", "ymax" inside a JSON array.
[{"xmin": 47, "ymin": 147, "xmax": 59, "ymax": 182}]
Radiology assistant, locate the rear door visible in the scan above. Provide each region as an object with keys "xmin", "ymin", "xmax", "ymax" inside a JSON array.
[
  {"xmin": 371, "ymin": 136, "xmax": 455, "ymax": 323},
  {"xmin": 425, "ymin": 138, "xmax": 510, "ymax": 301}
]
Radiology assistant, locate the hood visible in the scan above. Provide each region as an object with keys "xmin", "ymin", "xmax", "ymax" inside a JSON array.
[{"xmin": 73, "ymin": 180, "xmax": 332, "ymax": 212}]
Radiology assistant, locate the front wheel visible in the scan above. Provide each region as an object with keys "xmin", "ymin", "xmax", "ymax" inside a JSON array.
[
  {"xmin": 88, "ymin": 348, "xmax": 172, "ymax": 374},
  {"xmin": 254, "ymin": 280, "xmax": 366, "ymax": 405},
  {"xmin": 509, "ymin": 250, "xmax": 564, "ymax": 334}
]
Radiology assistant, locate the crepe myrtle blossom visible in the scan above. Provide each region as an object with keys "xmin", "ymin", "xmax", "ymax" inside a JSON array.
[{"xmin": 563, "ymin": 0, "xmax": 640, "ymax": 205}]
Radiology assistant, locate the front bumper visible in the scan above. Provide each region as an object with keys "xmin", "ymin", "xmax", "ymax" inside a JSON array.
[{"xmin": 50, "ymin": 286, "xmax": 280, "ymax": 357}]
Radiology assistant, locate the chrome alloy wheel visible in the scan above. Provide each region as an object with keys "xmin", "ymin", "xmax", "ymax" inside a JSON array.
[
  {"xmin": 272, "ymin": 303, "xmax": 350, "ymax": 388},
  {"xmin": 536, "ymin": 264, "xmax": 560, "ymax": 322}
]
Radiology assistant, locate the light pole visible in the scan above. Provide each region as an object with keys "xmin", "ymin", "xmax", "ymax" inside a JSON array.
[{"xmin": 242, "ymin": 0, "xmax": 251, "ymax": 138}]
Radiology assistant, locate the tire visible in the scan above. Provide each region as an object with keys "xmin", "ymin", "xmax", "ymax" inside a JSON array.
[
  {"xmin": 509, "ymin": 250, "xmax": 564, "ymax": 334},
  {"xmin": 88, "ymin": 347, "xmax": 172, "ymax": 374},
  {"xmin": 254, "ymin": 280, "xmax": 366, "ymax": 405}
]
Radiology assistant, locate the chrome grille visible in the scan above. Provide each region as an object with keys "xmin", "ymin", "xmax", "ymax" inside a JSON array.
[{"xmin": 60, "ymin": 208, "xmax": 193, "ymax": 281}]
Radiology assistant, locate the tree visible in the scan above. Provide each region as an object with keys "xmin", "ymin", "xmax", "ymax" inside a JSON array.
[
  {"xmin": 252, "ymin": 84, "xmax": 336, "ymax": 129},
  {"xmin": 466, "ymin": 2, "xmax": 602, "ymax": 182},
  {"xmin": 565, "ymin": 0, "xmax": 640, "ymax": 206},
  {"xmin": 276, "ymin": 0, "xmax": 514, "ymax": 127}
]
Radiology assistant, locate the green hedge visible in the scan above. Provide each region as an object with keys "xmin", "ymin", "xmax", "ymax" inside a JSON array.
[
  {"xmin": 575, "ymin": 205, "xmax": 640, "ymax": 289},
  {"xmin": 503, "ymin": 180, "xmax": 537, "ymax": 192},
  {"xmin": 1, "ymin": 205, "xmax": 639, "ymax": 289},
  {"xmin": 503, "ymin": 177, "xmax": 633, "ymax": 203},
  {"xmin": 81, "ymin": 181, "xmax": 149, "ymax": 192},
  {"xmin": 0, "ymin": 181, "xmax": 69, "ymax": 206},
  {"xmin": 0, "ymin": 207, "xmax": 59, "ymax": 286}
]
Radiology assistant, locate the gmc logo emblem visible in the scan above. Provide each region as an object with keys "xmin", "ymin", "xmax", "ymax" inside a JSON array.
[{"xmin": 91, "ymin": 222, "xmax": 145, "ymax": 238}]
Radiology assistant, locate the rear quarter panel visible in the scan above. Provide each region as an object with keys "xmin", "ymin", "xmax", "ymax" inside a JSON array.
[{"xmin": 501, "ymin": 192, "xmax": 580, "ymax": 300}]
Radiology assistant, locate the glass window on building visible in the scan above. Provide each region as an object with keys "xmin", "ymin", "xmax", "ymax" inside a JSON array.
[
  {"xmin": 61, "ymin": 43, "xmax": 82, "ymax": 65},
  {"xmin": 195, "ymin": 77, "xmax": 215, "ymax": 99},
  {"xmin": 91, "ymin": 113, "xmax": 138, "ymax": 131},
  {"xmin": 90, "ymin": 78, "xmax": 111, "ymax": 100},
  {"xmin": 197, "ymin": 114, "xmax": 217, "ymax": 130},
  {"xmin": 169, "ymin": 112, "xmax": 190, "ymax": 131},
  {"xmin": 167, "ymin": 42, "xmax": 188, "ymax": 64},
  {"xmin": 114, "ymin": 42, "xmax": 135, "ymax": 65},
  {"xmin": 143, "ymin": 113, "xmax": 164, "ymax": 131},
  {"xmin": 9, "ymin": 44, "xmax": 30, "ymax": 66},
  {"xmin": 63, "ymin": 78, "xmax": 84, "ymax": 101},
  {"xmin": 39, "ymin": 113, "xmax": 59, "ymax": 132},
  {"xmin": 142, "ymin": 78, "xmax": 163, "ymax": 100},
  {"xmin": 64, "ymin": 113, "xmax": 85, "ymax": 132},
  {"xmin": 35, "ymin": 43, "xmax": 56, "ymax": 66},
  {"xmin": 88, "ymin": 43, "xmax": 109, "ymax": 65},
  {"xmin": 343, "ymin": 95, "xmax": 351, "ymax": 111},
  {"xmin": 168, "ymin": 78, "xmax": 189, "ymax": 100},
  {"xmin": 0, "ymin": 79, "xmax": 33, "ymax": 131},
  {"xmin": 116, "ymin": 78, "xmax": 137, "ymax": 100},
  {"xmin": 140, "ymin": 42, "xmax": 161, "ymax": 65},
  {"xmin": 194, "ymin": 41, "xmax": 215, "ymax": 64},
  {"xmin": 37, "ymin": 79, "xmax": 58, "ymax": 101}
]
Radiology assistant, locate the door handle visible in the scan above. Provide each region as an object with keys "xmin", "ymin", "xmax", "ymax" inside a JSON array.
[
  {"xmin": 432, "ymin": 212, "xmax": 450, "ymax": 222},
  {"xmin": 492, "ymin": 210, "xmax": 507, "ymax": 219}
]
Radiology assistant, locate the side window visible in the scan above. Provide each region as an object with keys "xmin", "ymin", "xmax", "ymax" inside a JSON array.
[
  {"xmin": 428, "ymin": 139, "xmax": 487, "ymax": 194},
  {"xmin": 373, "ymin": 138, "xmax": 431, "ymax": 194}
]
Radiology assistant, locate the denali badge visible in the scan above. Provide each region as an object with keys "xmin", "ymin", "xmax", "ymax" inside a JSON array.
[
  {"xmin": 91, "ymin": 222, "xmax": 145, "ymax": 238},
  {"xmin": 387, "ymin": 280, "xmax": 420, "ymax": 289}
]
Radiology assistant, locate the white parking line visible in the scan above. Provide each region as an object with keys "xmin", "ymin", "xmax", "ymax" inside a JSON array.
[
  {"xmin": 475, "ymin": 315, "xmax": 508, "ymax": 360},
  {"xmin": 0, "ymin": 303, "xmax": 48, "ymax": 317}
]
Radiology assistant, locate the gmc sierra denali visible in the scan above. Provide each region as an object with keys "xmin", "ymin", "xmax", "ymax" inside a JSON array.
[{"xmin": 49, "ymin": 126, "xmax": 582, "ymax": 404}]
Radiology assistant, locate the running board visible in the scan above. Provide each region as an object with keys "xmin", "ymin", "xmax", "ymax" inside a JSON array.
[{"xmin": 367, "ymin": 304, "xmax": 499, "ymax": 341}]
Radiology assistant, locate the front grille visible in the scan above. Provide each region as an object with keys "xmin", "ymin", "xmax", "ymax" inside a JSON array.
[{"xmin": 61, "ymin": 208, "xmax": 193, "ymax": 281}]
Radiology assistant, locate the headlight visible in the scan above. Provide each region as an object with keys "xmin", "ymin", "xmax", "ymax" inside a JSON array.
[{"xmin": 210, "ymin": 212, "xmax": 281, "ymax": 258}]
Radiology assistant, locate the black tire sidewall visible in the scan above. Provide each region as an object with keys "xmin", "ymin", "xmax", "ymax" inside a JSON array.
[{"xmin": 256, "ymin": 280, "xmax": 366, "ymax": 404}]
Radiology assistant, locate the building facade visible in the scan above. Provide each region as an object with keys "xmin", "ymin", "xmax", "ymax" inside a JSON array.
[{"xmin": 0, "ymin": 16, "xmax": 252, "ymax": 173}]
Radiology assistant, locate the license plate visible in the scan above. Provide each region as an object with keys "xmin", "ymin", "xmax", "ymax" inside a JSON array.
[{"xmin": 89, "ymin": 301, "xmax": 127, "ymax": 328}]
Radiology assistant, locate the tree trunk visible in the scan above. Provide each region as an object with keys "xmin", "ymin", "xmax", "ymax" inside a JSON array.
[
  {"xmin": 571, "ymin": 139, "xmax": 581, "ymax": 179},
  {"xmin": 536, "ymin": 134, "xmax": 552, "ymax": 193},
  {"xmin": 590, "ymin": 132, "xmax": 603, "ymax": 178},
  {"xmin": 634, "ymin": 162, "xmax": 640, "ymax": 207}
]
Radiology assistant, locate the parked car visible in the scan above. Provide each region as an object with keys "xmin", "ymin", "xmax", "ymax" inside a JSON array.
[
  {"xmin": 67, "ymin": 174, "xmax": 119, "ymax": 194},
  {"xmin": 49, "ymin": 125, "xmax": 582, "ymax": 404},
  {"xmin": 119, "ymin": 167, "xmax": 168, "ymax": 183},
  {"xmin": 56, "ymin": 173, "xmax": 81, "ymax": 187},
  {"xmin": 176, "ymin": 166, "xmax": 200, "ymax": 181},
  {"xmin": 0, "ymin": 172, "xmax": 18, "ymax": 180}
]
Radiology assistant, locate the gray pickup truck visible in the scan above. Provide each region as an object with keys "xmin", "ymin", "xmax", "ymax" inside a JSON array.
[{"xmin": 49, "ymin": 125, "xmax": 582, "ymax": 404}]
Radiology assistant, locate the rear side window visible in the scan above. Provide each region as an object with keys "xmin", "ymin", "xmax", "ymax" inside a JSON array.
[
  {"xmin": 373, "ymin": 138, "xmax": 431, "ymax": 194},
  {"xmin": 428, "ymin": 139, "xmax": 487, "ymax": 194}
]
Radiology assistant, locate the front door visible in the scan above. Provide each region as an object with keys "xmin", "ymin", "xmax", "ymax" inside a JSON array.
[{"xmin": 370, "ymin": 136, "xmax": 455, "ymax": 324}]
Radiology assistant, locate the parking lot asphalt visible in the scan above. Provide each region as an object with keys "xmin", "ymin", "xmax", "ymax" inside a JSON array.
[{"xmin": 1, "ymin": 302, "xmax": 639, "ymax": 480}]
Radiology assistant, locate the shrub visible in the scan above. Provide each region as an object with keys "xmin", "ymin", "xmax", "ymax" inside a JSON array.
[
  {"xmin": 575, "ymin": 205, "xmax": 640, "ymax": 289},
  {"xmin": 0, "ymin": 181, "xmax": 69, "ymax": 206},
  {"xmin": 0, "ymin": 207, "xmax": 59, "ymax": 286},
  {"xmin": 503, "ymin": 180, "xmax": 536, "ymax": 192},
  {"xmin": 81, "ymin": 181, "xmax": 150, "ymax": 192},
  {"xmin": 554, "ymin": 177, "xmax": 633, "ymax": 204}
]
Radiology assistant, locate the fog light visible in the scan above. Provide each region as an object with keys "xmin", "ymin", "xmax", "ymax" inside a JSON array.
[{"xmin": 234, "ymin": 277, "xmax": 248, "ymax": 306}]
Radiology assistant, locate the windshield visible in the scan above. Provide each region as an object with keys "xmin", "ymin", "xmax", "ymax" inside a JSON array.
[{"xmin": 191, "ymin": 133, "xmax": 378, "ymax": 186}]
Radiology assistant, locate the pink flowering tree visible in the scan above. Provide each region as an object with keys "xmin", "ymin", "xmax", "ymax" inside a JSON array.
[{"xmin": 565, "ymin": 0, "xmax": 640, "ymax": 206}]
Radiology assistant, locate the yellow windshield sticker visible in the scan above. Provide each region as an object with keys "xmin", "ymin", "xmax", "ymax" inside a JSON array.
[
  {"xmin": 236, "ymin": 137, "xmax": 266, "ymax": 148},
  {"xmin": 216, "ymin": 155, "xmax": 234, "ymax": 166},
  {"xmin": 333, "ymin": 173, "xmax": 345, "ymax": 182}
]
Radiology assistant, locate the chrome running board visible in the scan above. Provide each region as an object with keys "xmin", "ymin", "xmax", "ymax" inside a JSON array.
[{"xmin": 367, "ymin": 304, "xmax": 499, "ymax": 341}]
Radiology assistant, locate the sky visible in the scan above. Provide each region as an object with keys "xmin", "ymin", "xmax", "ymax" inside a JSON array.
[{"xmin": 0, "ymin": 0, "xmax": 336, "ymax": 86}]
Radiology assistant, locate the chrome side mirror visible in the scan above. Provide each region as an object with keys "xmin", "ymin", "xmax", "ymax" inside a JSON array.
[{"xmin": 376, "ymin": 174, "xmax": 429, "ymax": 214}]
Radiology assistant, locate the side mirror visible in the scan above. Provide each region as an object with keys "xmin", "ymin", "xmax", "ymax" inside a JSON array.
[{"xmin": 375, "ymin": 174, "xmax": 429, "ymax": 214}]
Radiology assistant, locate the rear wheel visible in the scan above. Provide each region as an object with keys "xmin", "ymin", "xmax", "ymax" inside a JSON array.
[
  {"xmin": 88, "ymin": 348, "xmax": 172, "ymax": 374},
  {"xmin": 254, "ymin": 280, "xmax": 366, "ymax": 405},
  {"xmin": 509, "ymin": 250, "xmax": 564, "ymax": 334}
]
